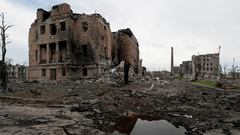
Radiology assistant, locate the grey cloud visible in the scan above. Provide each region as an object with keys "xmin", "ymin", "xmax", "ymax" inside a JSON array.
[{"xmin": 1, "ymin": 0, "xmax": 239, "ymax": 70}]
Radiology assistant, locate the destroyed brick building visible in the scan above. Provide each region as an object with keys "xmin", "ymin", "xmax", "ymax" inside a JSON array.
[
  {"xmin": 179, "ymin": 53, "xmax": 220, "ymax": 79},
  {"xmin": 7, "ymin": 64, "xmax": 27, "ymax": 81},
  {"xmin": 28, "ymin": 3, "xmax": 140, "ymax": 81},
  {"xmin": 180, "ymin": 61, "xmax": 192, "ymax": 79},
  {"xmin": 0, "ymin": 61, "xmax": 27, "ymax": 82},
  {"xmin": 172, "ymin": 66, "xmax": 181, "ymax": 75},
  {"xmin": 192, "ymin": 53, "xmax": 219, "ymax": 79},
  {"xmin": 112, "ymin": 29, "xmax": 140, "ymax": 75}
]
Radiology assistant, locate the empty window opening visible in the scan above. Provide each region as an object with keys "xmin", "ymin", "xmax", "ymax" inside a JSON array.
[
  {"xmin": 50, "ymin": 24, "xmax": 57, "ymax": 35},
  {"xmin": 62, "ymin": 68, "xmax": 66, "ymax": 76},
  {"xmin": 83, "ymin": 68, "xmax": 87, "ymax": 76},
  {"xmin": 72, "ymin": 44, "xmax": 76, "ymax": 53},
  {"xmin": 82, "ymin": 22, "xmax": 88, "ymax": 32},
  {"xmin": 35, "ymin": 30, "xmax": 38, "ymax": 39},
  {"xmin": 59, "ymin": 41, "xmax": 67, "ymax": 62},
  {"xmin": 210, "ymin": 67, "xmax": 213, "ymax": 71},
  {"xmin": 35, "ymin": 50, "xmax": 38, "ymax": 61},
  {"xmin": 40, "ymin": 25, "xmax": 46, "ymax": 34},
  {"xmin": 40, "ymin": 44, "xmax": 47, "ymax": 64},
  {"xmin": 42, "ymin": 69, "xmax": 46, "ymax": 77},
  {"xmin": 49, "ymin": 43, "xmax": 57, "ymax": 63},
  {"xmin": 50, "ymin": 69, "xmax": 56, "ymax": 80},
  {"xmin": 82, "ymin": 45, "xmax": 87, "ymax": 57},
  {"xmin": 60, "ymin": 21, "xmax": 66, "ymax": 31}
]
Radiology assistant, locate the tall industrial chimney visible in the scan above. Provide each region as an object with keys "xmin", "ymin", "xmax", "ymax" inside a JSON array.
[{"xmin": 171, "ymin": 47, "xmax": 174, "ymax": 73}]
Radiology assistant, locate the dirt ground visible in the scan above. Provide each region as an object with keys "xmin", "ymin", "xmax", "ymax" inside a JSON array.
[{"xmin": 0, "ymin": 79, "xmax": 239, "ymax": 135}]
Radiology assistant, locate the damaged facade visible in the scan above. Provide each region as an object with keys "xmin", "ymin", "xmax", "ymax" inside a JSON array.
[
  {"xmin": 0, "ymin": 61, "xmax": 27, "ymax": 81},
  {"xmin": 192, "ymin": 53, "xmax": 219, "ymax": 79},
  {"xmin": 172, "ymin": 66, "xmax": 181, "ymax": 75},
  {"xmin": 7, "ymin": 64, "xmax": 27, "ymax": 81},
  {"xmin": 112, "ymin": 29, "xmax": 140, "ymax": 75},
  {"xmin": 28, "ymin": 3, "xmax": 140, "ymax": 81},
  {"xmin": 179, "ymin": 53, "xmax": 219, "ymax": 79},
  {"xmin": 180, "ymin": 61, "xmax": 192, "ymax": 79}
]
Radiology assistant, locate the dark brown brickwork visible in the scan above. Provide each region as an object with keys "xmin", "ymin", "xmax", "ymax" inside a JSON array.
[
  {"xmin": 112, "ymin": 29, "xmax": 139, "ymax": 73},
  {"xmin": 28, "ymin": 3, "xmax": 140, "ymax": 81}
]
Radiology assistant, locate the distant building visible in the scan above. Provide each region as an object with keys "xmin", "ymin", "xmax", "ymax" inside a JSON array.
[
  {"xmin": 0, "ymin": 61, "xmax": 27, "ymax": 81},
  {"xmin": 7, "ymin": 64, "xmax": 27, "ymax": 81},
  {"xmin": 180, "ymin": 61, "xmax": 192, "ymax": 79},
  {"xmin": 192, "ymin": 53, "xmax": 219, "ymax": 79},
  {"xmin": 180, "ymin": 53, "xmax": 219, "ymax": 79},
  {"xmin": 172, "ymin": 66, "xmax": 181, "ymax": 75},
  {"xmin": 150, "ymin": 70, "xmax": 171, "ymax": 79}
]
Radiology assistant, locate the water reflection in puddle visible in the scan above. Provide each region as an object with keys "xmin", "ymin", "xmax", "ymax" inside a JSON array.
[{"xmin": 113, "ymin": 115, "xmax": 187, "ymax": 135}]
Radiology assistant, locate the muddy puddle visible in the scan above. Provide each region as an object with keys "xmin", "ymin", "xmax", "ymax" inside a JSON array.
[{"xmin": 112, "ymin": 113, "xmax": 187, "ymax": 135}]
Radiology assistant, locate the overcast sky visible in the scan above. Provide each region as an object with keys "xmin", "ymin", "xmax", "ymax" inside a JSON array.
[{"xmin": 0, "ymin": 0, "xmax": 239, "ymax": 71}]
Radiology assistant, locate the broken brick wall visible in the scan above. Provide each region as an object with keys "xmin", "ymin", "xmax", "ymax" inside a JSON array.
[
  {"xmin": 28, "ymin": 3, "xmax": 113, "ymax": 81},
  {"xmin": 180, "ymin": 61, "xmax": 193, "ymax": 79},
  {"xmin": 112, "ymin": 29, "xmax": 140, "ymax": 74},
  {"xmin": 192, "ymin": 53, "xmax": 219, "ymax": 79},
  {"xmin": 7, "ymin": 64, "xmax": 27, "ymax": 81}
]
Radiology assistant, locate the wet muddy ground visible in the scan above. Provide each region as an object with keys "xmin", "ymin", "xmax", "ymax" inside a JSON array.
[{"xmin": 0, "ymin": 80, "xmax": 239, "ymax": 135}]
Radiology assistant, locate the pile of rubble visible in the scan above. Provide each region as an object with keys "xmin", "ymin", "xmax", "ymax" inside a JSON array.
[
  {"xmin": 216, "ymin": 79, "xmax": 240, "ymax": 89},
  {"xmin": 0, "ymin": 79, "xmax": 239, "ymax": 134}
]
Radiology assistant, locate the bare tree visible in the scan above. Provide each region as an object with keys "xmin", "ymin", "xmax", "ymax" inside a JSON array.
[
  {"xmin": 192, "ymin": 55, "xmax": 202, "ymax": 81},
  {"xmin": 0, "ymin": 13, "xmax": 13, "ymax": 93}
]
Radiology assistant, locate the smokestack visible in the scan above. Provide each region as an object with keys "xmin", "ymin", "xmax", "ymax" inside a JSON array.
[{"xmin": 171, "ymin": 47, "xmax": 174, "ymax": 73}]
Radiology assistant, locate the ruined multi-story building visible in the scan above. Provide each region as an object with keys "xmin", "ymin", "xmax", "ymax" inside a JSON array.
[
  {"xmin": 179, "ymin": 53, "xmax": 219, "ymax": 79},
  {"xmin": 112, "ymin": 29, "xmax": 140, "ymax": 73},
  {"xmin": 7, "ymin": 64, "xmax": 27, "ymax": 81},
  {"xmin": 28, "ymin": 3, "xmax": 140, "ymax": 81},
  {"xmin": 192, "ymin": 53, "xmax": 219, "ymax": 79},
  {"xmin": 172, "ymin": 66, "xmax": 181, "ymax": 75},
  {"xmin": 180, "ymin": 61, "xmax": 192, "ymax": 79},
  {"xmin": 0, "ymin": 61, "xmax": 27, "ymax": 82}
]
